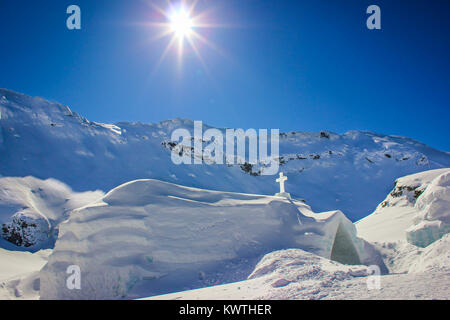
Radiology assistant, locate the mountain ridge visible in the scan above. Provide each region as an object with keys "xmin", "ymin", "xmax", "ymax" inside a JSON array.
[{"xmin": 1, "ymin": 88, "xmax": 450, "ymax": 221}]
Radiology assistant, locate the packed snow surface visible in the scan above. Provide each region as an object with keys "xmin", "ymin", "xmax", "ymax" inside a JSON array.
[
  {"xmin": 147, "ymin": 237, "xmax": 450, "ymax": 300},
  {"xmin": 1, "ymin": 88, "xmax": 450, "ymax": 221}
]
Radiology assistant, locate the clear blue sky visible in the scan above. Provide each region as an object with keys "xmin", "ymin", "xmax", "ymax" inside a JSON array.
[{"xmin": 0, "ymin": 0, "xmax": 449, "ymax": 150}]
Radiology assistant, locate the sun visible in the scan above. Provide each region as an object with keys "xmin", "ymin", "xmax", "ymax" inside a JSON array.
[
  {"xmin": 143, "ymin": 0, "xmax": 224, "ymax": 72},
  {"xmin": 169, "ymin": 8, "xmax": 193, "ymax": 39}
]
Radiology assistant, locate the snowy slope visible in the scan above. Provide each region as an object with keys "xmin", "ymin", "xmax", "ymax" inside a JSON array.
[
  {"xmin": 356, "ymin": 168, "xmax": 450, "ymax": 246},
  {"xmin": 39, "ymin": 179, "xmax": 380, "ymax": 300},
  {"xmin": 0, "ymin": 247, "xmax": 50, "ymax": 282},
  {"xmin": 0, "ymin": 247, "xmax": 50, "ymax": 300},
  {"xmin": 1, "ymin": 88, "xmax": 450, "ymax": 221},
  {"xmin": 0, "ymin": 176, "xmax": 103, "ymax": 249}
]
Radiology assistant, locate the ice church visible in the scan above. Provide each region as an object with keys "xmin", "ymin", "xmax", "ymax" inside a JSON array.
[{"xmin": 40, "ymin": 177, "xmax": 381, "ymax": 299}]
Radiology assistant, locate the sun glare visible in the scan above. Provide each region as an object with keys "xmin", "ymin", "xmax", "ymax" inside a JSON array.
[{"xmin": 169, "ymin": 9, "xmax": 193, "ymax": 39}]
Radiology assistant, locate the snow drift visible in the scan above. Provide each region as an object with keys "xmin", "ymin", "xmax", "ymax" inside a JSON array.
[{"xmin": 40, "ymin": 179, "xmax": 378, "ymax": 299}]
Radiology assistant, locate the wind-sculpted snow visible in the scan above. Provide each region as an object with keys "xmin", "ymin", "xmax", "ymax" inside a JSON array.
[
  {"xmin": 356, "ymin": 168, "xmax": 450, "ymax": 247},
  {"xmin": 1, "ymin": 89, "xmax": 450, "ymax": 221},
  {"xmin": 406, "ymin": 170, "xmax": 450, "ymax": 247},
  {"xmin": 407, "ymin": 234, "xmax": 450, "ymax": 273},
  {"xmin": 39, "ymin": 179, "xmax": 375, "ymax": 300}
]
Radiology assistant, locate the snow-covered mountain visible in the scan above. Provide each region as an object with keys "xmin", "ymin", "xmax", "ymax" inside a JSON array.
[{"xmin": 1, "ymin": 88, "xmax": 450, "ymax": 223}]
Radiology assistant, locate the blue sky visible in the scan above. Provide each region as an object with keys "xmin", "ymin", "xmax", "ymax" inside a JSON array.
[{"xmin": 0, "ymin": 0, "xmax": 449, "ymax": 150}]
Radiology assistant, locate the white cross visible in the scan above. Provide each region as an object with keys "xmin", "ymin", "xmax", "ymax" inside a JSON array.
[{"xmin": 276, "ymin": 172, "xmax": 288, "ymax": 194}]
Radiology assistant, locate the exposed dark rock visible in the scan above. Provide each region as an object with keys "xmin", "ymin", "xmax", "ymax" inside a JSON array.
[
  {"xmin": 162, "ymin": 141, "xmax": 177, "ymax": 150},
  {"xmin": 417, "ymin": 156, "xmax": 428, "ymax": 166},
  {"xmin": 1, "ymin": 213, "xmax": 49, "ymax": 248},
  {"xmin": 414, "ymin": 189, "xmax": 424, "ymax": 199},
  {"xmin": 240, "ymin": 162, "xmax": 261, "ymax": 176},
  {"xmin": 390, "ymin": 184, "xmax": 421, "ymax": 199},
  {"xmin": 278, "ymin": 157, "xmax": 287, "ymax": 165},
  {"xmin": 320, "ymin": 131, "xmax": 330, "ymax": 139}
]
